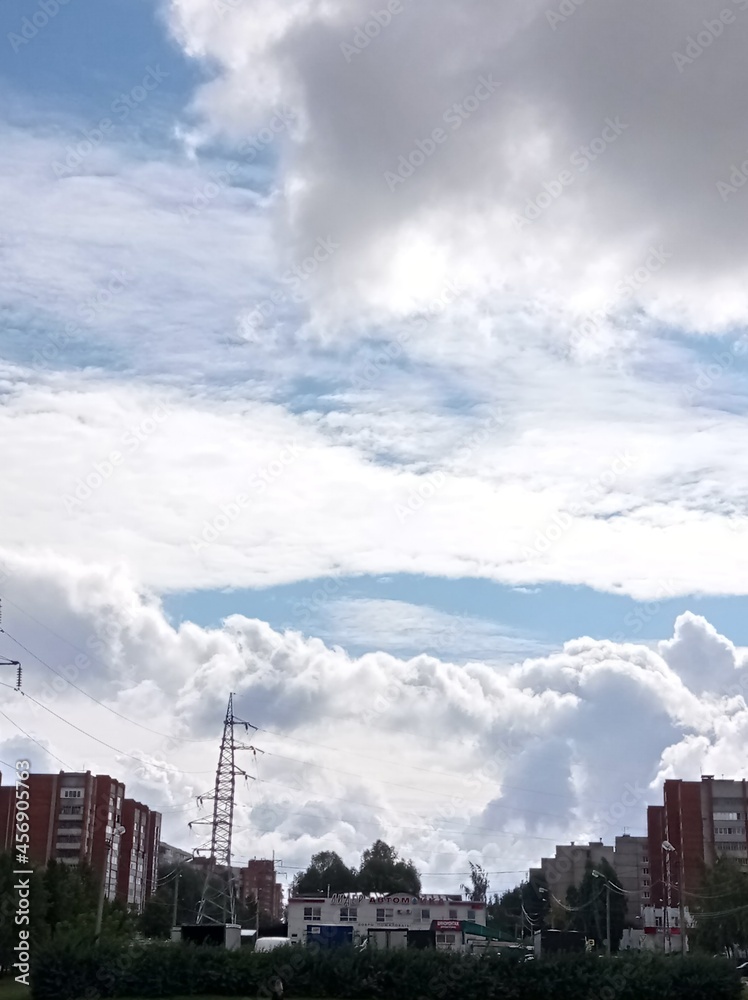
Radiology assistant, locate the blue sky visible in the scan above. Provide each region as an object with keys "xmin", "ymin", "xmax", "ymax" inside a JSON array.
[{"xmin": 2, "ymin": 0, "xmax": 748, "ymax": 889}]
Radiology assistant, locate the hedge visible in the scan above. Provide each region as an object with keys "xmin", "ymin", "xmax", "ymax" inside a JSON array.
[{"xmin": 30, "ymin": 941, "xmax": 743, "ymax": 1000}]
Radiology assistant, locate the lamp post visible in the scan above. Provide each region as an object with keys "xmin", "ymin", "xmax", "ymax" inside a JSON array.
[
  {"xmin": 662, "ymin": 841, "xmax": 675, "ymax": 955},
  {"xmin": 591, "ymin": 871, "xmax": 611, "ymax": 957},
  {"xmin": 95, "ymin": 823, "xmax": 126, "ymax": 943}
]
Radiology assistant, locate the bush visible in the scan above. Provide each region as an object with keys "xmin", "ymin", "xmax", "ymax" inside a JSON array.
[{"xmin": 30, "ymin": 942, "xmax": 744, "ymax": 1000}]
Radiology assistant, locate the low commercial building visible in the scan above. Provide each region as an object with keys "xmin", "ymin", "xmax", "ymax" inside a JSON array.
[{"xmin": 287, "ymin": 893, "xmax": 486, "ymax": 951}]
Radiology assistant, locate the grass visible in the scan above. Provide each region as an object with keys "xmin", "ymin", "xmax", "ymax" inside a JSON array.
[{"xmin": 0, "ymin": 980, "xmax": 29, "ymax": 999}]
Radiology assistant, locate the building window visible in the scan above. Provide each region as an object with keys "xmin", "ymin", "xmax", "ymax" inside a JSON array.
[
  {"xmin": 642, "ymin": 891, "xmax": 650, "ymax": 899},
  {"xmin": 642, "ymin": 879, "xmax": 650, "ymax": 887},
  {"xmin": 449, "ymin": 909, "xmax": 458, "ymax": 919},
  {"xmin": 436, "ymin": 934, "xmax": 456, "ymax": 945},
  {"xmin": 642, "ymin": 867, "xmax": 649, "ymax": 875},
  {"xmin": 303, "ymin": 906, "xmax": 321, "ymax": 922},
  {"xmin": 467, "ymin": 910, "xmax": 476, "ymax": 921},
  {"xmin": 62, "ymin": 789, "xmax": 82, "ymax": 798},
  {"xmin": 655, "ymin": 916, "xmax": 663, "ymax": 928},
  {"xmin": 376, "ymin": 908, "xmax": 393, "ymax": 923},
  {"xmin": 421, "ymin": 908, "xmax": 430, "ymax": 920},
  {"xmin": 339, "ymin": 907, "xmax": 357, "ymax": 922},
  {"xmin": 642, "ymin": 856, "xmax": 649, "ymax": 863}
]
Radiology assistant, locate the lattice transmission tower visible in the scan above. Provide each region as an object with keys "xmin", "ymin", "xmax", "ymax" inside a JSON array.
[{"xmin": 189, "ymin": 693, "xmax": 258, "ymax": 924}]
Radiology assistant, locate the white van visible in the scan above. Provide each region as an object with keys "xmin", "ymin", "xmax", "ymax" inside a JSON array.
[{"xmin": 255, "ymin": 937, "xmax": 294, "ymax": 952}]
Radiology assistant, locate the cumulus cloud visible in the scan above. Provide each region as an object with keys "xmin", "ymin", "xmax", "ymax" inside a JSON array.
[
  {"xmin": 167, "ymin": 0, "xmax": 748, "ymax": 334},
  {"xmin": 1, "ymin": 554, "xmax": 746, "ymax": 891}
]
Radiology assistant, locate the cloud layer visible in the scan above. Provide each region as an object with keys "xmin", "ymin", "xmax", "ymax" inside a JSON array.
[{"xmin": 1, "ymin": 554, "xmax": 746, "ymax": 891}]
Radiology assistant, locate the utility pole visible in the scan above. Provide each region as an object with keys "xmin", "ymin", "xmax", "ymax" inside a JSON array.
[
  {"xmin": 662, "ymin": 841, "xmax": 676, "ymax": 955},
  {"xmin": 605, "ymin": 881, "xmax": 611, "ymax": 958},
  {"xmin": 95, "ymin": 825, "xmax": 125, "ymax": 943},
  {"xmin": 172, "ymin": 870, "xmax": 181, "ymax": 928},
  {"xmin": 591, "ymin": 871, "xmax": 611, "ymax": 957}
]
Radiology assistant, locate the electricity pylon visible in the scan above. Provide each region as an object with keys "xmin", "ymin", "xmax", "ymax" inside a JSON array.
[{"xmin": 189, "ymin": 693, "xmax": 258, "ymax": 924}]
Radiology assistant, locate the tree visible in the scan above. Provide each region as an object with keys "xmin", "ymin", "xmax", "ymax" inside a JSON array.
[
  {"xmin": 486, "ymin": 887, "xmax": 523, "ymax": 939},
  {"xmin": 357, "ymin": 840, "xmax": 421, "ymax": 895},
  {"xmin": 566, "ymin": 859, "xmax": 625, "ymax": 952},
  {"xmin": 42, "ymin": 859, "xmax": 99, "ymax": 937},
  {"xmin": 462, "ymin": 862, "xmax": 489, "ymax": 903},
  {"xmin": 690, "ymin": 857, "xmax": 748, "ymax": 957},
  {"xmin": 291, "ymin": 851, "xmax": 358, "ymax": 896},
  {"xmin": 140, "ymin": 862, "xmax": 205, "ymax": 938},
  {"xmin": 523, "ymin": 872, "xmax": 551, "ymax": 932},
  {"xmin": 0, "ymin": 853, "xmax": 47, "ymax": 977}
]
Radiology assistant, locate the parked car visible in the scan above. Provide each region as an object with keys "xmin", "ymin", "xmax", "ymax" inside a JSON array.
[{"xmin": 255, "ymin": 937, "xmax": 294, "ymax": 952}]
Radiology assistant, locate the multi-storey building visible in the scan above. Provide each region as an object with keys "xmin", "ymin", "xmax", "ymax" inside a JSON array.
[
  {"xmin": 647, "ymin": 776, "xmax": 748, "ymax": 910},
  {"xmin": 534, "ymin": 841, "xmax": 615, "ymax": 907},
  {"xmin": 613, "ymin": 834, "xmax": 650, "ymax": 919},
  {"xmin": 118, "ymin": 798, "xmax": 161, "ymax": 911},
  {"xmin": 239, "ymin": 859, "xmax": 283, "ymax": 922},
  {"xmin": 0, "ymin": 769, "xmax": 160, "ymax": 912}
]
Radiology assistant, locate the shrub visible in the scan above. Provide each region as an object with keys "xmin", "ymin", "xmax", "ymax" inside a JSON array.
[{"xmin": 30, "ymin": 942, "xmax": 743, "ymax": 1000}]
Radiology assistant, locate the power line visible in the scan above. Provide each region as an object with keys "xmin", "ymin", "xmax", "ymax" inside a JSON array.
[
  {"xmin": 2, "ymin": 627, "xmax": 213, "ymax": 745},
  {"xmin": 17, "ymin": 691, "xmax": 213, "ymax": 775},
  {"xmin": 0, "ymin": 707, "xmax": 73, "ymax": 769}
]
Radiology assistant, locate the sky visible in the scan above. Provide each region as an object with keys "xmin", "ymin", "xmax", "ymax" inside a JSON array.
[{"xmin": 1, "ymin": 0, "xmax": 748, "ymax": 897}]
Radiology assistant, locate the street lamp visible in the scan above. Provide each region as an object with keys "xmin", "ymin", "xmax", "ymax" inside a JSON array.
[
  {"xmin": 661, "ymin": 841, "xmax": 687, "ymax": 956},
  {"xmin": 95, "ymin": 823, "xmax": 126, "ymax": 943},
  {"xmin": 662, "ymin": 841, "xmax": 676, "ymax": 955},
  {"xmin": 591, "ymin": 871, "xmax": 611, "ymax": 958}
]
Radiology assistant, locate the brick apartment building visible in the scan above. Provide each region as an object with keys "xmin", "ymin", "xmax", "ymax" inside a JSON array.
[
  {"xmin": 647, "ymin": 776, "xmax": 748, "ymax": 909},
  {"xmin": 0, "ymin": 769, "xmax": 161, "ymax": 912},
  {"xmin": 239, "ymin": 859, "xmax": 283, "ymax": 922}
]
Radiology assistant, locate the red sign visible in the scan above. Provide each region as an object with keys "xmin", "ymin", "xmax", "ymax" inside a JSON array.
[{"xmin": 433, "ymin": 920, "xmax": 461, "ymax": 931}]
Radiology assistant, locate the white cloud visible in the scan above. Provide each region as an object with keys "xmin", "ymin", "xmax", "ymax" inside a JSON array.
[
  {"xmin": 166, "ymin": 0, "xmax": 748, "ymax": 335},
  {"xmin": 1, "ymin": 555, "xmax": 746, "ymax": 891},
  {"xmin": 2, "ymin": 368, "xmax": 748, "ymax": 599},
  {"xmin": 317, "ymin": 597, "xmax": 551, "ymax": 662}
]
